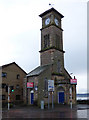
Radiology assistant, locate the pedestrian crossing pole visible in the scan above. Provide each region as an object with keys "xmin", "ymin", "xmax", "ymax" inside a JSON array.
[{"xmin": 8, "ymin": 86, "xmax": 10, "ymax": 110}]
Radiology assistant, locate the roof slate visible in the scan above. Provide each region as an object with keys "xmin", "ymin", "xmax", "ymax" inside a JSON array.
[{"xmin": 27, "ymin": 65, "xmax": 50, "ymax": 77}]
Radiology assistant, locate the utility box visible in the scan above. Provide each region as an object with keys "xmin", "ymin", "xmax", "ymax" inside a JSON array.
[{"xmin": 41, "ymin": 100, "xmax": 44, "ymax": 109}]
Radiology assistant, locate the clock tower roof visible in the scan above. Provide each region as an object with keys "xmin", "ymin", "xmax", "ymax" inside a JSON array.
[{"xmin": 39, "ymin": 7, "xmax": 64, "ymax": 18}]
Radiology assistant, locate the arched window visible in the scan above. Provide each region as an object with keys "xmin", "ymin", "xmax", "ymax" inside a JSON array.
[
  {"xmin": 44, "ymin": 34, "xmax": 50, "ymax": 48},
  {"xmin": 56, "ymin": 34, "xmax": 60, "ymax": 49},
  {"xmin": 44, "ymin": 77, "xmax": 48, "ymax": 91},
  {"xmin": 57, "ymin": 60, "xmax": 61, "ymax": 73}
]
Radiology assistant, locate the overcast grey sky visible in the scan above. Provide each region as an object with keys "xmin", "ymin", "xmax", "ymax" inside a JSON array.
[{"xmin": 0, "ymin": 0, "xmax": 87, "ymax": 93}]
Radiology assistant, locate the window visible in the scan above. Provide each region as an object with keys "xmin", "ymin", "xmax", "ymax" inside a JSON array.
[
  {"xmin": 16, "ymin": 85, "xmax": 20, "ymax": 89},
  {"xmin": 44, "ymin": 78, "xmax": 48, "ymax": 91},
  {"xmin": 44, "ymin": 34, "xmax": 50, "ymax": 48},
  {"xmin": 57, "ymin": 60, "xmax": 61, "ymax": 73},
  {"xmin": 2, "ymin": 95, "xmax": 6, "ymax": 100},
  {"xmin": 2, "ymin": 83, "xmax": 6, "ymax": 88},
  {"xmin": 17, "ymin": 74, "xmax": 20, "ymax": 79},
  {"xmin": 56, "ymin": 34, "xmax": 60, "ymax": 49},
  {"xmin": 6, "ymin": 85, "xmax": 8, "ymax": 92},
  {"xmin": 44, "ymin": 78, "xmax": 48, "ymax": 97},
  {"xmin": 16, "ymin": 95, "xmax": 20, "ymax": 100},
  {"xmin": 2, "ymin": 72, "xmax": 7, "ymax": 77}
]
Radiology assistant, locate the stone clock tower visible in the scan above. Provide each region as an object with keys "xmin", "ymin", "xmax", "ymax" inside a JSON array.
[
  {"xmin": 39, "ymin": 8, "xmax": 65, "ymax": 74},
  {"xmin": 24, "ymin": 8, "xmax": 76, "ymax": 106}
]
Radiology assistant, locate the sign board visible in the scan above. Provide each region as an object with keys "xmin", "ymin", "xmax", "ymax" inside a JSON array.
[
  {"xmin": 48, "ymin": 80, "xmax": 54, "ymax": 91},
  {"xmin": 70, "ymin": 79, "xmax": 77, "ymax": 84},
  {"xmin": 27, "ymin": 82, "xmax": 34, "ymax": 88}
]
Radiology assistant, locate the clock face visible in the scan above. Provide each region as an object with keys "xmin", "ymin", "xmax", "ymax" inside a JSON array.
[
  {"xmin": 54, "ymin": 18, "xmax": 59, "ymax": 26},
  {"xmin": 45, "ymin": 18, "xmax": 50, "ymax": 25}
]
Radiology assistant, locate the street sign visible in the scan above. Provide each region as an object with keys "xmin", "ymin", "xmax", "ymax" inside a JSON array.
[
  {"xmin": 48, "ymin": 80, "xmax": 54, "ymax": 91},
  {"xmin": 27, "ymin": 82, "xmax": 34, "ymax": 88},
  {"xmin": 70, "ymin": 79, "xmax": 77, "ymax": 84}
]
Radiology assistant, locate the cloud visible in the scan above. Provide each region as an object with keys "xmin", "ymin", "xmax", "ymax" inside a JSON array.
[
  {"xmin": 0, "ymin": 1, "xmax": 87, "ymax": 93},
  {"xmin": 74, "ymin": 72, "xmax": 87, "ymax": 93}
]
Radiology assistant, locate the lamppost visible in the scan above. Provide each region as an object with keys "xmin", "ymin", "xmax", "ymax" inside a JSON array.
[
  {"xmin": 8, "ymin": 86, "xmax": 10, "ymax": 110},
  {"xmin": 69, "ymin": 73, "xmax": 73, "ymax": 109}
]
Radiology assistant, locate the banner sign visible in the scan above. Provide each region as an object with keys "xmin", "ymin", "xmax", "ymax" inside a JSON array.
[
  {"xmin": 27, "ymin": 82, "xmax": 34, "ymax": 88},
  {"xmin": 48, "ymin": 80, "xmax": 54, "ymax": 91},
  {"xmin": 70, "ymin": 79, "xmax": 77, "ymax": 84}
]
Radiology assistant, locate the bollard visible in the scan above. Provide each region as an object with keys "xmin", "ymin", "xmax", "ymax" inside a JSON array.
[{"xmin": 41, "ymin": 100, "xmax": 44, "ymax": 109}]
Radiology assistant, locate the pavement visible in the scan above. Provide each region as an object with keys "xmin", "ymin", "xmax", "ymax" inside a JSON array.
[{"xmin": 1, "ymin": 104, "xmax": 89, "ymax": 119}]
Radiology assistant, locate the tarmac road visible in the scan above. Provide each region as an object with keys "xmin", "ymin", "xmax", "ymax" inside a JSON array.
[{"xmin": 1, "ymin": 104, "xmax": 89, "ymax": 119}]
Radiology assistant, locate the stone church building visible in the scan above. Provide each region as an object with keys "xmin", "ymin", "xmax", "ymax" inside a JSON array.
[{"xmin": 23, "ymin": 8, "xmax": 76, "ymax": 106}]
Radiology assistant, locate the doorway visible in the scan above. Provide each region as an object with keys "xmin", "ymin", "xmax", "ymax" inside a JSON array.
[
  {"xmin": 58, "ymin": 92, "xmax": 64, "ymax": 104},
  {"xmin": 30, "ymin": 92, "xmax": 34, "ymax": 104}
]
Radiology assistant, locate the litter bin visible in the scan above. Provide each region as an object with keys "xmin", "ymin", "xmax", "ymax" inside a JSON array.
[{"xmin": 41, "ymin": 100, "xmax": 44, "ymax": 109}]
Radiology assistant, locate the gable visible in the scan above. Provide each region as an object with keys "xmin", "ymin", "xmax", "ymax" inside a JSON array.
[{"xmin": 2, "ymin": 62, "xmax": 27, "ymax": 75}]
